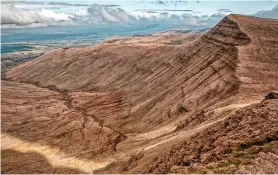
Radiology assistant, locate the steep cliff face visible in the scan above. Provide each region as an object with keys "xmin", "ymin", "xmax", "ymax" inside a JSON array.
[{"xmin": 2, "ymin": 15, "xmax": 278, "ymax": 174}]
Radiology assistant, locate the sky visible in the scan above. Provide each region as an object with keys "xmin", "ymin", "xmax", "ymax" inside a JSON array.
[
  {"xmin": 1, "ymin": 0, "xmax": 278, "ymax": 27},
  {"xmin": 2, "ymin": 0, "xmax": 278, "ymax": 54},
  {"xmin": 2, "ymin": 0, "xmax": 278, "ymax": 14}
]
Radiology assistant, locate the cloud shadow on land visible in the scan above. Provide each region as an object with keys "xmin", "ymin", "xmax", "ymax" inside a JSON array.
[{"xmin": 1, "ymin": 149, "xmax": 85, "ymax": 174}]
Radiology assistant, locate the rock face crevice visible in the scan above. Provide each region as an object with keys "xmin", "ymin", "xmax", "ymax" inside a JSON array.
[{"xmin": 2, "ymin": 15, "xmax": 278, "ymax": 174}]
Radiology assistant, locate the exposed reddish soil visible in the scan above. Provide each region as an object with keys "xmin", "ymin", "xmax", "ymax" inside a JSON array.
[{"xmin": 2, "ymin": 14, "xmax": 278, "ymax": 173}]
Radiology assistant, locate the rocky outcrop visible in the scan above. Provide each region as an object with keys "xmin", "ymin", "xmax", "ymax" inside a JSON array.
[
  {"xmin": 2, "ymin": 15, "xmax": 278, "ymax": 173},
  {"xmin": 265, "ymin": 91, "xmax": 278, "ymax": 99}
]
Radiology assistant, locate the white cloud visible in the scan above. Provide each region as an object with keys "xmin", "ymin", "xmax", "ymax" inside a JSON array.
[
  {"xmin": 87, "ymin": 4, "xmax": 131, "ymax": 23},
  {"xmin": 1, "ymin": 4, "xmax": 43, "ymax": 25},
  {"xmin": 39, "ymin": 9, "xmax": 73, "ymax": 22}
]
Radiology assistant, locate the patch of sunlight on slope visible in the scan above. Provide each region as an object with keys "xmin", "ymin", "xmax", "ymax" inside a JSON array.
[{"xmin": 1, "ymin": 133, "xmax": 113, "ymax": 173}]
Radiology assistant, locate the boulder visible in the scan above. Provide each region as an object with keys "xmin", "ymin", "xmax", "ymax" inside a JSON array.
[{"xmin": 265, "ymin": 91, "xmax": 278, "ymax": 99}]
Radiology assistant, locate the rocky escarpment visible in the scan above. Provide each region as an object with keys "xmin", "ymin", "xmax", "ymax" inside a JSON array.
[{"xmin": 2, "ymin": 15, "xmax": 278, "ymax": 174}]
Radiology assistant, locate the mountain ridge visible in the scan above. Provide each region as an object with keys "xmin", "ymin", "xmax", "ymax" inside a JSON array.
[{"xmin": 2, "ymin": 14, "xmax": 278, "ymax": 174}]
